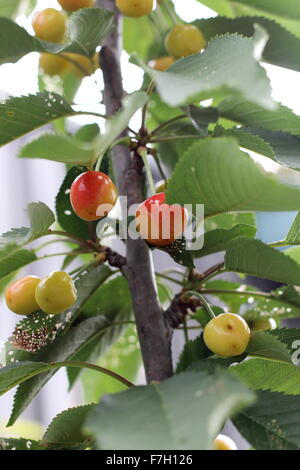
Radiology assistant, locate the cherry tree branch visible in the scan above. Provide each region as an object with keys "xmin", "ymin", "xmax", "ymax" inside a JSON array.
[{"xmin": 97, "ymin": 0, "xmax": 173, "ymax": 382}]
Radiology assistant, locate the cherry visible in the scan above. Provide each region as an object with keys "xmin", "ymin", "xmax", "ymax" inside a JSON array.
[
  {"xmin": 63, "ymin": 52, "xmax": 99, "ymax": 77},
  {"xmin": 203, "ymin": 313, "xmax": 250, "ymax": 357},
  {"xmin": 149, "ymin": 56, "xmax": 175, "ymax": 71},
  {"xmin": 135, "ymin": 192, "xmax": 188, "ymax": 246},
  {"xmin": 213, "ymin": 434, "xmax": 237, "ymax": 450},
  {"xmin": 165, "ymin": 24, "xmax": 206, "ymax": 58},
  {"xmin": 35, "ymin": 271, "xmax": 77, "ymax": 315},
  {"xmin": 32, "ymin": 8, "xmax": 66, "ymax": 43},
  {"xmin": 57, "ymin": 0, "xmax": 94, "ymax": 11},
  {"xmin": 5, "ymin": 276, "xmax": 41, "ymax": 315},
  {"xmin": 116, "ymin": 0, "xmax": 154, "ymax": 18},
  {"xmin": 70, "ymin": 171, "xmax": 118, "ymax": 221},
  {"xmin": 39, "ymin": 53, "xmax": 68, "ymax": 76}
]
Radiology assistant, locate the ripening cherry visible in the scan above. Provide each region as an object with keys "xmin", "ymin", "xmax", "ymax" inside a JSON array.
[
  {"xmin": 35, "ymin": 271, "xmax": 77, "ymax": 315},
  {"xmin": 57, "ymin": 0, "xmax": 94, "ymax": 11},
  {"xmin": 251, "ymin": 317, "xmax": 277, "ymax": 332},
  {"xmin": 149, "ymin": 56, "xmax": 175, "ymax": 71},
  {"xmin": 39, "ymin": 53, "xmax": 68, "ymax": 76},
  {"xmin": 203, "ymin": 313, "xmax": 251, "ymax": 357},
  {"xmin": 32, "ymin": 8, "xmax": 66, "ymax": 43},
  {"xmin": 116, "ymin": 0, "xmax": 154, "ymax": 18},
  {"xmin": 5, "ymin": 276, "xmax": 41, "ymax": 315},
  {"xmin": 135, "ymin": 192, "xmax": 188, "ymax": 246},
  {"xmin": 63, "ymin": 52, "xmax": 99, "ymax": 77},
  {"xmin": 213, "ymin": 434, "xmax": 237, "ymax": 450},
  {"xmin": 165, "ymin": 24, "xmax": 206, "ymax": 58},
  {"xmin": 155, "ymin": 180, "xmax": 168, "ymax": 193},
  {"xmin": 70, "ymin": 171, "xmax": 118, "ymax": 221}
]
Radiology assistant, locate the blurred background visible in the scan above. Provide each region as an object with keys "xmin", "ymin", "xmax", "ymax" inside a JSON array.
[{"xmin": 0, "ymin": 0, "xmax": 300, "ymax": 446}]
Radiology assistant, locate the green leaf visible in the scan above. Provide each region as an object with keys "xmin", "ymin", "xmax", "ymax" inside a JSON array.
[
  {"xmin": 0, "ymin": 202, "xmax": 55, "ymax": 247},
  {"xmin": 0, "ymin": 8, "xmax": 113, "ymax": 65},
  {"xmin": 135, "ymin": 28, "xmax": 273, "ymax": 109},
  {"xmin": 194, "ymin": 224, "xmax": 256, "ymax": 258},
  {"xmin": 158, "ymin": 238, "xmax": 195, "ymax": 268},
  {"xmin": 246, "ymin": 331, "xmax": 292, "ymax": 362},
  {"xmin": 123, "ymin": 15, "xmax": 155, "ymax": 60},
  {"xmin": 0, "ymin": 245, "xmax": 36, "ymax": 280},
  {"xmin": 0, "ymin": 92, "xmax": 75, "ymax": 147},
  {"xmin": 195, "ymin": 16, "xmax": 300, "ymax": 72},
  {"xmin": 43, "ymin": 405, "xmax": 95, "ymax": 447},
  {"xmin": 0, "ymin": 0, "xmax": 37, "ymax": 19},
  {"xmin": 0, "ymin": 362, "xmax": 50, "ymax": 395},
  {"xmin": 270, "ymin": 327, "xmax": 300, "ymax": 353},
  {"xmin": 176, "ymin": 336, "xmax": 211, "ymax": 373},
  {"xmin": 219, "ymin": 97, "xmax": 300, "ymax": 135},
  {"xmin": 96, "ymin": 92, "xmax": 148, "ymax": 157},
  {"xmin": 85, "ymin": 369, "xmax": 255, "ymax": 450},
  {"xmin": 197, "ymin": 0, "xmax": 235, "ymax": 16},
  {"xmin": 205, "ymin": 212, "xmax": 256, "ymax": 231},
  {"xmin": 19, "ymin": 134, "xmax": 96, "ymax": 165},
  {"xmin": 215, "ymin": 126, "xmax": 276, "ymax": 159},
  {"xmin": 225, "ymin": 237, "xmax": 300, "ymax": 286},
  {"xmin": 0, "ymin": 438, "xmax": 44, "ymax": 451},
  {"xmin": 67, "ymin": 275, "xmax": 133, "ymax": 388},
  {"xmin": 234, "ymin": 390, "xmax": 300, "ymax": 450},
  {"xmin": 285, "ymin": 212, "xmax": 300, "ymax": 244},
  {"xmin": 81, "ymin": 326, "xmax": 141, "ymax": 403},
  {"xmin": 55, "ymin": 166, "xmax": 90, "ymax": 239},
  {"xmin": 232, "ymin": 358, "xmax": 300, "ymax": 394},
  {"xmin": 229, "ymin": 1, "xmax": 300, "ymax": 21},
  {"xmin": 166, "ymin": 138, "xmax": 300, "ymax": 217}
]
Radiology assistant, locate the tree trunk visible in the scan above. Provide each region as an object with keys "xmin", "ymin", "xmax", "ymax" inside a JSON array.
[{"xmin": 97, "ymin": 0, "xmax": 173, "ymax": 382}]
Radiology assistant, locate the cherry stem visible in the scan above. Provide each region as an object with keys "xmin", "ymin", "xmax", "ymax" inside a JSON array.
[
  {"xmin": 186, "ymin": 290, "xmax": 216, "ymax": 320},
  {"xmin": 140, "ymin": 80, "xmax": 155, "ymax": 132},
  {"xmin": 160, "ymin": 0, "xmax": 178, "ymax": 26},
  {"xmin": 138, "ymin": 147, "xmax": 156, "ymax": 196}
]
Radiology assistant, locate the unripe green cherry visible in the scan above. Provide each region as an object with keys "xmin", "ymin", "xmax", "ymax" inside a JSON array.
[
  {"xmin": 35, "ymin": 271, "xmax": 77, "ymax": 315},
  {"xmin": 58, "ymin": 0, "xmax": 94, "ymax": 11},
  {"xmin": 203, "ymin": 313, "xmax": 250, "ymax": 357},
  {"xmin": 5, "ymin": 276, "xmax": 41, "ymax": 315},
  {"xmin": 251, "ymin": 317, "xmax": 277, "ymax": 332},
  {"xmin": 213, "ymin": 434, "xmax": 237, "ymax": 450}
]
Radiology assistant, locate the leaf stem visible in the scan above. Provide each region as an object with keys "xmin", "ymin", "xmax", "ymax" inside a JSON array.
[
  {"xmin": 55, "ymin": 361, "xmax": 135, "ymax": 388},
  {"xmin": 151, "ymin": 114, "xmax": 186, "ymax": 136},
  {"xmin": 200, "ymin": 288, "xmax": 270, "ymax": 298}
]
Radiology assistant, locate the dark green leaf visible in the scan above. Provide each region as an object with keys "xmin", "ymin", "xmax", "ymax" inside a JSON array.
[{"xmin": 176, "ymin": 336, "xmax": 211, "ymax": 373}]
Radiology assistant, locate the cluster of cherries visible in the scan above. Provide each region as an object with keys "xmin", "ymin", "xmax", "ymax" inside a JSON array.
[{"xmin": 32, "ymin": 0, "xmax": 207, "ymax": 77}]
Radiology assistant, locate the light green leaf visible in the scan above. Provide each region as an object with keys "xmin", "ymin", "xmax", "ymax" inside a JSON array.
[
  {"xmin": 96, "ymin": 92, "xmax": 148, "ymax": 157},
  {"xmin": 19, "ymin": 134, "xmax": 96, "ymax": 165},
  {"xmin": 285, "ymin": 212, "xmax": 300, "ymax": 244},
  {"xmin": 0, "ymin": 362, "xmax": 49, "ymax": 395},
  {"xmin": 225, "ymin": 237, "xmax": 300, "ymax": 286},
  {"xmin": 246, "ymin": 331, "xmax": 292, "ymax": 362},
  {"xmin": 135, "ymin": 28, "xmax": 273, "ymax": 109},
  {"xmin": 234, "ymin": 390, "xmax": 300, "ymax": 450},
  {"xmin": 0, "ymin": 202, "xmax": 55, "ymax": 248},
  {"xmin": 85, "ymin": 369, "xmax": 255, "ymax": 450},
  {"xmin": 0, "ymin": 245, "xmax": 36, "ymax": 280},
  {"xmin": 0, "ymin": 8, "xmax": 113, "ymax": 65},
  {"xmin": 215, "ymin": 126, "xmax": 276, "ymax": 159},
  {"xmin": 219, "ymin": 97, "xmax": 300, "ymax": 135},
  {"xmin": 195, "ymin": 16, "xmax": 300, "ymax": 72},
  {"xmin": 229, "ymin": 0, "xmax": 300, "ymax": 20},
  {"xmin": 166, "ymin": 138, "xmax": 300, "ymax": 217},
  {"xmin": 232, "ymin": 357, "xmax": 300, "ymax": 394}
]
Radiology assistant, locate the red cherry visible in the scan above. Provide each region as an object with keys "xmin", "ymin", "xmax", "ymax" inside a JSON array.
[
  {"xmin": 70, "ymin": 171, "xmax": 118, "ymax": 221},
  {"xmin": 135, "ymin": 193, "xmax": 188, "ymax": 246}
]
